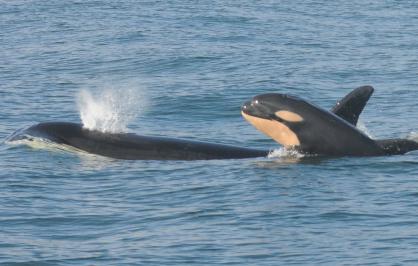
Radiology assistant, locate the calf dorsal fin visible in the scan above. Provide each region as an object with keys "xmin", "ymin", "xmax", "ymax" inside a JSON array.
[{"xmin": 331, "ymin": 86, "xmax": 374, "ymax": 126}]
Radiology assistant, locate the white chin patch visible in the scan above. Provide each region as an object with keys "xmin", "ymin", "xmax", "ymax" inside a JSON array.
[{"xmin": 241, "ymin": 111, "xmax": 301, "ymax": 146}]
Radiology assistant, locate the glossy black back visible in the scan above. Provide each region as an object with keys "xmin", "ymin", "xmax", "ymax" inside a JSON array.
[{"xmin": 26, "ymin": 122, "xmax": 268, "ymax": 160}]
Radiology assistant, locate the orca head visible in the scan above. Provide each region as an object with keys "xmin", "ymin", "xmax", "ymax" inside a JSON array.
[
  {"xmin": 241, "ymin": 93, "xmax": 309, "ymax": 148},
  {"xmin": 241, "ymin": 92, "xmax": 385, "ymax": 156},
  {"xmin": 25, "ymin": 122, "xmax": 84, "ymax": 144}
]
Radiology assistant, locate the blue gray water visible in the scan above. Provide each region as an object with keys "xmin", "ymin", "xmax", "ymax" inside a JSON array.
[{"xmin": 2, "ymin": 1, "xmax": 418, "ymax": 265}]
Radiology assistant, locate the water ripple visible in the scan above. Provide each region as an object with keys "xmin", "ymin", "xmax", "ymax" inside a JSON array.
[{"xmin": 2, "ymin": 0, "xmax": 418, "ymax": 265}]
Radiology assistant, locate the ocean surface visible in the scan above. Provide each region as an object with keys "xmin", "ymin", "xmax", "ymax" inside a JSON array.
[{"xmin": 2, "ymin": 1, "xmax": 418, "ymax": 265}]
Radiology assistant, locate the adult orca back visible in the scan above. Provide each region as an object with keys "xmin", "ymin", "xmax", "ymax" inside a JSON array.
[{"xmin": 15, "ymin": 122, "xmax": 268, "ymax": 160}]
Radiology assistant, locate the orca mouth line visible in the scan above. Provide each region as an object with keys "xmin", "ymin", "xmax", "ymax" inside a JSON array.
[
  {"xmin": 241, "ymin": 100, "xmax": 290, "ymax": 124},
  {"xmin": 241, "ymin": 100, "xmax": 274, "ymax": 120}
]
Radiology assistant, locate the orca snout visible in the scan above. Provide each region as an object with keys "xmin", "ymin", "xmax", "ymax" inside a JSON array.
[
  {"xmin": 241, "ymin": 100, "xmax": 253, "ymax": 113},
  {"xmin": 242, "ymin": 93, "xmax": 307, "ymax": 123},
  {"xmin": 241, "ymin": 97, "xmax": 275, "ymax": 120}
]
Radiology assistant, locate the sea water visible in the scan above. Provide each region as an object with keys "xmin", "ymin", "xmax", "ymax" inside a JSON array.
[{"xmin": 2, "ymin": 1, "xmax": 418, "ymax": 265}]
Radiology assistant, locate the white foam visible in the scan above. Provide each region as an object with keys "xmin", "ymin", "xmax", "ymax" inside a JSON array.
[
  {"xmin": 407, "ymin": 132, "xmax": 418, "ymax": 142},
  {"xmin": 267, "ymin": 147, "xmax": 305, "ymax": 159},
  {"xmin": 357, "ymin": 120, "xmax": 374, "ymax": 138},
  {"xmin": 77, "ymin": 87, "xmax": 146, "ymax": 133}
]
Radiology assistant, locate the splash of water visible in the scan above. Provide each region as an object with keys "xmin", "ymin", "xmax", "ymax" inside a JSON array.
[
  {"xmin": 77, "ymin": 88, "xmax": 145, "ymax": 133},
  {"xmin": 407, "ymin": 132, "xmax": 418, "ymax": 142},
  {"xmin": 357, "ymin": 120, "xmax": 374, "ymax": 138},
  {"xmin": 267, "ymin": 147, "xmax": 305, "ymax": 159}
]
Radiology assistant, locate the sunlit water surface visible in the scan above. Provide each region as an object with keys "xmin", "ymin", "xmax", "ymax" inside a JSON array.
[{"xmin": 2, "ymin": 1, "xmax": 418, "ymax": 265}]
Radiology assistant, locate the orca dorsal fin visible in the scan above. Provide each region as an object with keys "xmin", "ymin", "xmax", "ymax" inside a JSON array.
[{"xmin": 331, "ymin": 86, "xmax": 374, "ymax": 126}]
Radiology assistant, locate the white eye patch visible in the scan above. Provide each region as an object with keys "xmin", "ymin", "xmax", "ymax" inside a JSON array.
[{"xmin": 275, "ymin": 111, "xmax": 304, "ymax": 122}]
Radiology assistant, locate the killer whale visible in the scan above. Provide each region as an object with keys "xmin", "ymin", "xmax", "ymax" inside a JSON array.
[
  {"xmin": 12, "ymin": 122, "xmax": 268, "ymax": 160},
  {"xmin": 242, "ymin": 86, "xmax": 418, "ymax": 156},
  {"xmin": 9, "ymin": 86, "xmax": 414, "ymax": 160}
]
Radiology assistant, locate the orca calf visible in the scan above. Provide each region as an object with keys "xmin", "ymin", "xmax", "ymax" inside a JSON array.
[{"xmin": 242, "ymin": 86, "xmax": 418, "ymax": 156}]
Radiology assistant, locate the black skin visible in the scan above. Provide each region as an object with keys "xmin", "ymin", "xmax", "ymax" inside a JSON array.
[
  {"xmin": 331, "ymin": 85, "xmax": 374, "ymax": 126},
  {"xmin": 17, "ymin": 122, "xmax": 268, "ymax": 160},
  {"xmin": 11, "ymin": 86, "xmax": 416, "ymax": 160},
  {"xmin": 10, "ymin": 88, "xmax": 365, "ymax": 161},
  {"xmin": 242, "ymin": 86, "xmax": 418, "ymax": 156}
]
